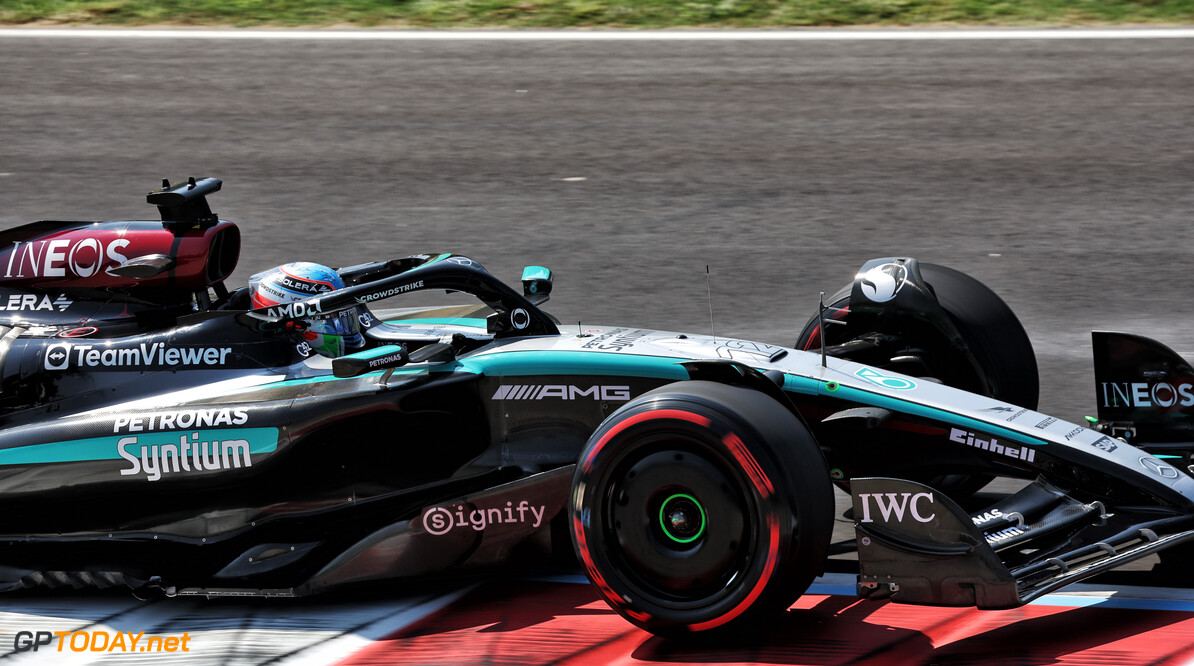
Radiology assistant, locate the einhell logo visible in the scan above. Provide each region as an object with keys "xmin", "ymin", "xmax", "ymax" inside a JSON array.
[
  {"xmin": 492, "ymin": 384, "xmax": 631, "ymax": 401},
  {"xmin": 949, "ymin": 428, "xmax": 1036, "ymax": 463},
  {"xmin": 1101, "ymin": 381, "xmax": 1194, "ymax": 408}
]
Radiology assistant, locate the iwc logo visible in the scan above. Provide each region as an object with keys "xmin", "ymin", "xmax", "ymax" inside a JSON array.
[{"xmin": 859, "ymin": 262, "xmax": 908, "ymax": 303}]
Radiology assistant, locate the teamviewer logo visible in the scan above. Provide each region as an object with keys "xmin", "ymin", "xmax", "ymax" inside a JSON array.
[{"xmin": 45, "ymin": 344, "xmax": 70, "ymax": 371}]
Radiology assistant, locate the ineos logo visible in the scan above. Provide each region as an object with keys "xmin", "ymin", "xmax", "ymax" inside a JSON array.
[{"xmin": 5, "ymin": 238, "xmax": 131, "ymax": 279}]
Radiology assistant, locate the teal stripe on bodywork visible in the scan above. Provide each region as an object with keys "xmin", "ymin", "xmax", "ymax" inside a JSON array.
[
  {"xmin": 254, "ymin": 367, "xmax": 431, "ymax": 390},
  {"xmin": 384, "ymin": 318, "xmax": 488, "ymax": 328},
  {"xmin": 341, "ymin": 344, "xmax": 405, "ymax": 361},
  {"xmin": 0, "ymin": 427, "xmax": 280, "ymax": 466},
  {"xmin": 460, "ymin": 353, "xmax": 1043, "ymax": 445},
  {"xmin": 788, "ymin": 376, "xmax": 1047, "ymax": 448},
  {"xmin": 458, "ymin": 351, "xmax": 690, "ymax": 380}
]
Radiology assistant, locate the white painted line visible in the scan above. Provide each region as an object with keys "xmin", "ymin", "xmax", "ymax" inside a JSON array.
[
  {"xmin": 806, "ymin": 572, "xmax": 1194, "ymax": 612},
  {"xmin": 273, "ymin": 587, "xmax": 474, "ymax": 666},
  {"xmin": 1, "ymin": 28, "xmax": 1194, "ymax": 40}
]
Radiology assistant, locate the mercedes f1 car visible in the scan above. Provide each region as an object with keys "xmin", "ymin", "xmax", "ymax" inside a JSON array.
[{"xmin": 3, "ymin": 178, "xmax": 1194, "ymax": 637}]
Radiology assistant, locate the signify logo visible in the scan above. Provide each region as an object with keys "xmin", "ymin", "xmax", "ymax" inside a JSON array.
[{"xmin": 421, "ymin": 500, "xmax": 547, "ymax": 535}]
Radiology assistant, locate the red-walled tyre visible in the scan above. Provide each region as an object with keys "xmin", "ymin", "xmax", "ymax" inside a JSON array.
[{"xmin": 570, "ymin": 381, "xmax": 834, "ymax": 636}]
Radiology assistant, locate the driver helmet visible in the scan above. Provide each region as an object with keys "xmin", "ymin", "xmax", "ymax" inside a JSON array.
[{"xmin": 249, "ymin": 262, "xmax": 365, "ymax": 358}]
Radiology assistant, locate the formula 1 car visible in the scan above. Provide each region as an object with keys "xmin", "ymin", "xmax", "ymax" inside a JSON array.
[{"xmin": 2, "ymin": 178, "xmax": 1194, "ymax": 639}]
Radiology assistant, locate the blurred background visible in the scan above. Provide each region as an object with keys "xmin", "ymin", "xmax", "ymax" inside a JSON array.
[{"xmin": 2, "ymin": 20, "xmax": 1193, "ymax": 422}]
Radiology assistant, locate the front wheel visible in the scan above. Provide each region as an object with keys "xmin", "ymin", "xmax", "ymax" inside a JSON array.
[{"xmin": 570, "ymin": 381, "xmax": 834, "ymax": 636}]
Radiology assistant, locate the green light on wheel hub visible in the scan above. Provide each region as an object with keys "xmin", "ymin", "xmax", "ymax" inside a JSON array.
[{"xmin": 659, "ymin": 493, "xmax": 707, "ymax": 544}]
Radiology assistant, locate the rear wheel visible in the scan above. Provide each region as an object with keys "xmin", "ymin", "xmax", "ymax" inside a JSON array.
[
  {"xmin": 570, "ymin": 381, "xmax": 834, "ymax": 636},
  {"xmin": 798, "ymin": 263, "xmax": 1038, "ymax": 409},
  {"xmin": 798, "ymin": 263, "xmax": 1038, "ymax": 497}
]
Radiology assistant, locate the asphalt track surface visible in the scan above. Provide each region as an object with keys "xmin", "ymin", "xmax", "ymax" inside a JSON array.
[{"xmin": 3, "ymin": 29, "xmax": 1194, "ymax": 664}]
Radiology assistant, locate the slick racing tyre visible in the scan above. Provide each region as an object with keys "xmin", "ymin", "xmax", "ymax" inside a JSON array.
[
  {"xmin": 570, "ymin": 381, "xmax": 834, "ymax": 636},
  {"xmin": 797, "ymin": 263, "xmax": 1039, "ymax": 410},
  {"xmin": 796, "ymin": 263, "xmax": 1038, "ymax": 498}
]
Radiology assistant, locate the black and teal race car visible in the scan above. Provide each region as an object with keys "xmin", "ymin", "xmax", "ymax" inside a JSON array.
[{"xmin": 2, "ymin": 178, "xmax": 1193, "ymax": 637}]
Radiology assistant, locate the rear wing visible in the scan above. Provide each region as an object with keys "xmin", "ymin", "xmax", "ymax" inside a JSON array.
[{"xmin": 1093, "ymin": 331, "xmax": 1194, "ymax": 443}]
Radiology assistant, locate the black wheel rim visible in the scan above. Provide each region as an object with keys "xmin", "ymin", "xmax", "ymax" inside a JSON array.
[{"xmin": 594, "ymin": 428, "xmax": 762, "ymax": 610}]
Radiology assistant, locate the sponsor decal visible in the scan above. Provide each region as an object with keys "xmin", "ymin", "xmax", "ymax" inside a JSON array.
[
  {"xmin": 12, "ymin": 630, "xmax": 190, "ymax": 654},
  {"xmin": 855, "ymin": 367, "xmax": 917, "ymax": 390},
  {"xmin": 113, "ymin": 408, "xmax": 249, "ymax": 434},
  {"xmin": 278, "ymin": 274, "xmax": 334, "ymax": 294},
  {"xmin": 58, "ymin": 326, "xmax": 97, "ymax": 338},
  {"xmin": 972, "ymin": 509, "xmax": 1003, "ymax": 526},
  {"xmin": 492, "ymin": 384, "xmax": 631, "ymax": 401},
  {"xmin": 45, "ymin": 342, "xmax": 232, "ymax": 371},
  {"xmin": 1140, "ymin": 456, "xmax": 1180, "ymax": 479},
  {"xmin": 369, "ymin": 351, "xmax": 406, "ymax": 367},
  {"xmin": 1090, "ymin": 436, "xmax": 1118, "ymax": 453},
  {"xmin": 265, "ymin": 298, "xmax": 324, "ymax": 319},
  {"xmin": 295, "ymin": 341, "xmax": 312, "ymax": 357},
  {"xmin": 355, "ymin": 280, "xmax": 424, "ymax": 304},
  {"xmin": 255, "ymin": 281, "xmax": 292, "ymax": 304},
  {"xmin": 1064, "ymin": 426, "xmax": 1085, "ymax": 441},
  {"xmin": 446, "ymin": 257, "xmax": 476, "ymax": 267},
  {"xmin": 1003, "ymin": 408, "xmax": 1029, "ymax": 422},
  {"xmin": 859, "ymin": 262, "xmax": 908, "ymax": 303},
  {"xmin": 421, "ymin": 500, "xmax": 546, "ymax": 535},
  {"xmin": 117, "ymin": 429, "xmax": 274, "ymax": 482},
  {"xmin": 987, "ymin": 526, "xmax": 1025, "ymax": 543},
  {"xmin": 1035, "ymin": 417, "xmax": 1058, "ymax": 429},
  {"xmin": 716, "ymin": 339, "xmax": 786, "ymax": 362},
  {"xmin": 1101, "ymin": 381, "xmax": 1194, "ymax": 408},
  {"xmin": 510, "ymin": 308, "xmax": 530, "ymax": 330},
  {"xmin": 983, "ymin": 406, "xmax": 1018, "ymax": 413},
  {"xmin": 581, "ymin": 328, "xmax": 649, "ymax": 352},
  {"xmin": 950, "ymin": 428, "xmax": 1036, "ymax": 463},
  {"xmin": 358, "ymin": 311, "xmax": 375, "ymax": 328},
  {"xmin": 4, "ymin": 238, "xmax": 130, "ymax": 279},
  {"xmin": 0, "ymin": 293, "xmax": 72, "ymax": 312},
  {"xmin": 857, "ymin": 492, "xmax": 936, "ymax": 523}
]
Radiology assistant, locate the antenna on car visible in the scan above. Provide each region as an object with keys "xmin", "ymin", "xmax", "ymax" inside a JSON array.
[
  {"xmin": 818, "ymin": 292, "xmax": 848, "ymax": 368},
  {"xmin": 706, "ymin": 265, "xmax": 716, "ymax": 343}
]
